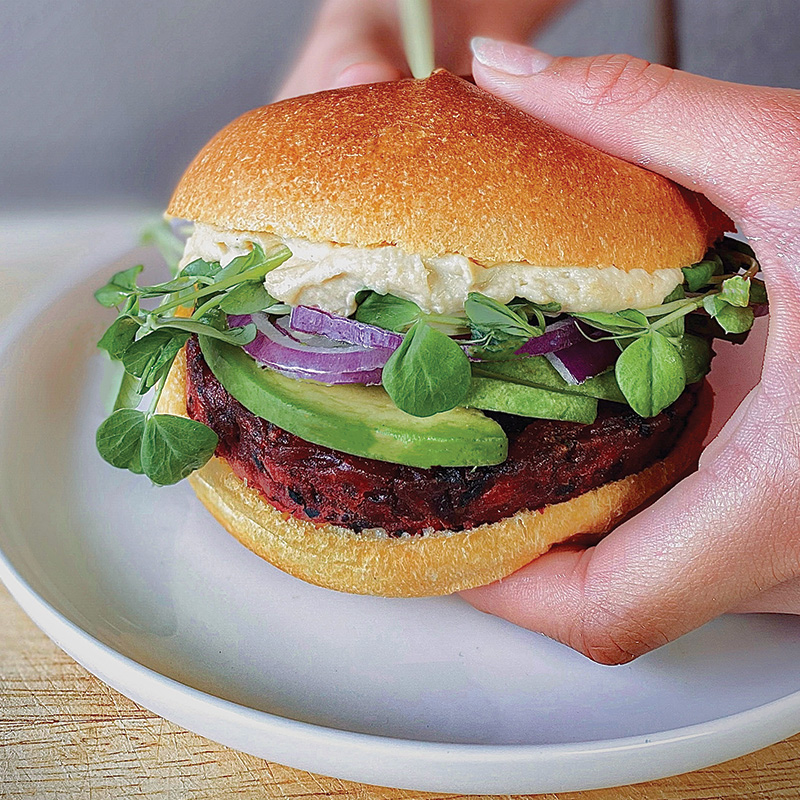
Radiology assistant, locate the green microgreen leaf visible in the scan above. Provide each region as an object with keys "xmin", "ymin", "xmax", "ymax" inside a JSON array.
[
  {"xmin": 192, "ymin": 305, "xmax": 228, "ymax": 331},
  {"xmin": 703, "ymin": 295, "xmax": 755, "ymax": 334},
  {"xmin": 382, "ymin": 320, "xmax": 471, "ymax": 416},
  {"xmin": 213, "ymin": 254, "xmax": 250, "ymax": 283},
  {"xmin": 749, "ymin": 280, "xmax": 768, "ymax": 305},
  {"xmin": 155, "ymin": 244, "xmax": 291, "ymax": 317},
  {"xmin": 677, "ymin": 334, "xmax": 713, "ymax": 384},
  {"xmin": 94, "ymin": 265, "xmax": 144, "ymax": 307},
  {"xmin": 96, "ymin": 408, "xmax": 146, "ymax": 474},
  {"xmin": 355, "ymin": 293, "xmax": 423, "ymax": 332},
  {"xmin": 615, "ymin": 331, "xmax": 686, "ymax": 417},
  {"xmin": 639, "ymin": 296, "xmax": 697, "ymax": 318},
  {"xmin": 617, "ymin": 309, "xmax": 650, "ymax": 327},
  {"xmin": 465, "ymin": 293, "xmax": 542, "ymax": 340},
  {"xmin": 463, "ymin": 294, "xmax": 558, "ymax": 356},
  {"xmin": 662, "ymin": 285, "xmax": 686, "ymax": 304},
  {"xmin": 140, "ymin": 414, "xmax": 219, "ymax": 486},
  {"xmin": 718, "ymin": 274, "xmax": 751, "ymax": 307},
  {"xmin": 530, "ymin": 301, "xmax": 562, "ymax": 314},
  {"xmin": 94, "ymin": 230, "xmax": 289, "ymax": 486},
  {"xmin": 215, "ymin": 243, "xmax": 285, "ymax": 283},
  {"xmin": 682, "ymin": 259, "xmax": 717, "ymax": 292},
  {"xmin": 98, "ymin": 316, "xmax": 141, "ymax": 360},
  {"xmin": 265, "ymin": 303, "xmax": 292, "ymax": 317},
  {"xmin": 215, "ymin": 250, "xmax": 257, "ymax": 281},
  {"xmin": 353, "ymin": 292, "xmax": 468, "ymax": 336},
  {"xmin": 572, "ymin": 311, "xmax": 651, "ymax": 336},
  {"xmin": 149, "ymin": 316, "xmax": 257, "ymax": 345},
  {"xmin": 173, "ymin": 260, "xmax": 219, "ymax": 306},
  {"xmin": 656, "ymin": 312, "xmax": 685, "ymax": 343},
  {"xmin": 113, "ymin": 371, "xmax": 143, "ymax": 412},
  {"xmin": 138, "ymin": 275, "xmax": 201, "ymax": 296},
  {"xmin": 218, "ymin": 281, "xmax": 277, "ymax": 315},
  {"xmin": 121, "ymin": 329, "xmax": 190, "ymax": 392},
  {"xmin": 463, "ymin": 295, "xmax": 523, "ymax": 331},
  {"xmin": 181, "ymin": 258, "xmax": 220, "ymax": 278}
]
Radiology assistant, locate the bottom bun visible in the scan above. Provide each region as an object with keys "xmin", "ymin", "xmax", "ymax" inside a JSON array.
[{"xmin": 159, "ymin": 347, "xmax": 712, "ymax": 597}]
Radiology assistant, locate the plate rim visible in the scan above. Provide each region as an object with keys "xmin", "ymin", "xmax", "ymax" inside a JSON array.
[
  {"xmin": 1, "ymin": 246, "xmax": 799, "ymax": 794},
  {"xmin": 3, "ymin": 541, "xmax": 800, "ymax": 793}
]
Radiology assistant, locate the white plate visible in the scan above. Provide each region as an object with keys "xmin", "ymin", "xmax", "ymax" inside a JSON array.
[{"xmin": 0, "ymin": 249, "xmax": 798, "ymax": 795}]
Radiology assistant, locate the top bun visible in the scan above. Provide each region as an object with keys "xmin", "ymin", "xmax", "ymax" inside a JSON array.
[{"xmin": 168, "ymin": 70, "xmax": 731, "ymax": 273}]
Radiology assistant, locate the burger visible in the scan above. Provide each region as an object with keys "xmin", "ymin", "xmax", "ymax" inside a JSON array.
[{"xmin": 94, "ymin": 70, "xmax": 765, "ymax": 597}]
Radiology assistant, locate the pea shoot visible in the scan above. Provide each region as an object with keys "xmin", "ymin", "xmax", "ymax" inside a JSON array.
[{"xmin": 94, "ymin": 237, "xmax": 291, "ymax": 485}]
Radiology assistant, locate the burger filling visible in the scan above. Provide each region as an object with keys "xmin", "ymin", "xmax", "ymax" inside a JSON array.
[
  {"xmin": 94, "ymin": 224, "xmax": 765, "ymax": 503},
  {"xmin": 185, "ymin": 335, "xmax": 698, "ymax": 536}
]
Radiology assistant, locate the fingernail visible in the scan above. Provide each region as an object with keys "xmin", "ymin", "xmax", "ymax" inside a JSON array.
[{"xmin": 470, "ymin": 36, "xmax": 554, "ymax": 76}]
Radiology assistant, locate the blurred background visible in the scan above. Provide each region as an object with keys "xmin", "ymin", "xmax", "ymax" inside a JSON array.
[{"xmin": 2, "ymin": 0, "xmax": 799, "ymax": 213}]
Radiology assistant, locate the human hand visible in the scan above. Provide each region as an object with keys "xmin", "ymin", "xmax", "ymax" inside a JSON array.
[
  {"xmin": 460, "ymin": 38, "xmax": 800, "ymax": 664},
  {"xmin": 275, "ymin": 0, "xmax": 571, "ymax": 100}
]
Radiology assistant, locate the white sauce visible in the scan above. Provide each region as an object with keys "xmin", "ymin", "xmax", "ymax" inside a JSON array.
[{"xmin": 179, "ymin": 223, "xmax": 682, "ymax": 316}]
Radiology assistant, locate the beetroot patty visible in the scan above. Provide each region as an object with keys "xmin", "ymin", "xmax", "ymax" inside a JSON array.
[{"xmin": 185, "ymin": 337, "xmax": 698, "ymax": 536}]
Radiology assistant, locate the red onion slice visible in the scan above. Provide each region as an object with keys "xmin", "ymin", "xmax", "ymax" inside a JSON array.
[
  {"xmin": 269, "ymin": 315, "xmax": 309, "ymax": 345},
  {"xmin": 545, "ymin": 338, "xmax": 619, "ymax": 384},
  {"xmin": 515, "ymin": 318, "xmax": 584, "ymax": 356},
  {"xmin": 227, "ymin": 309, "xmax": 621, "ymax": 387},
  {"xmin": 290, "ymin": 305, "xmax": 404, "ymax": 350},
  {"xmin": 228, "ymin": 313, "xmax": 391, "ymax": 384},
  {"xmin": 232, "ymin": 313, "xmax": 390, "ymax": 363},
  {"xmin": 272, "ymin": 314, "xmax": 356, "ymax": 348}
]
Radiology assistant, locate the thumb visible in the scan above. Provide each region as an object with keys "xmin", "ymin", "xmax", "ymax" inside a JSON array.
[{"xmin": 470, "ymin": 38, "xmax": 800, "ymax": 226}]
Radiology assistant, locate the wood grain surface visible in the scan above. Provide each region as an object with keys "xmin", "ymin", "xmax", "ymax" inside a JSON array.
[{"xmin": 2, "ymin": 583, "xmax": 800, "ymax": 799}]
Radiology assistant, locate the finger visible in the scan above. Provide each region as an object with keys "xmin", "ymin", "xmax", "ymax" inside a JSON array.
[
  {"xmin": 274, "ymin": 0, "xmax": 405, "ymax": 101},
  {"xmin": 461, "ymin": 383, "xmax": 800, "ymax": 664},
  {"xmin": 329, "ymin": 60, "xmax": 404, "ymax": 90},
  {"xmin": 431, "ymin": 0, "xmax": 575, "ymax": 77},
  {"xmin": 732, "ymin": 577, "xmax": 800, "ymax": 615},
  {"xmin": 470, "ymin": 38, "xmax": 800, "ymax": 228},
  {"xmin": 703, "ymin": 326, "xmax": 764, "ymax": 444},
  {"xmin": 275, "ymin": 38, "xmax": 404, "ymax": 101},
  {"xmin": 469, "ymin": 37, "xmax": 800, "ymax": 434}
]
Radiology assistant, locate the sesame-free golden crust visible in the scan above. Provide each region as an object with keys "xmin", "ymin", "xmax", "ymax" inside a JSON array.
[
  {"xmin": 168, "ymin": 70, "xmax": 730, "ymax": 272},
  {"xmin": 159, "ymin": 347, "xmax": 712, "ymax": 597}
]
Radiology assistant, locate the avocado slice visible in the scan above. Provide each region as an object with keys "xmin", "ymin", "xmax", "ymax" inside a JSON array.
[
  {"xmin": 473, "ymin": 356, "xmax": 627, "ymax": 404},
  {"xmin": 198, "ymin": 336, "xmax": 508, "ymax": 468},
  {"xmin": 466, "ymin": 375, "xmax": 598, "ymax": 423}
]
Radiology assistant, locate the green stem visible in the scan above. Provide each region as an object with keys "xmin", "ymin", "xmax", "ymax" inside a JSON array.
[
  {"xmin": 158, "ymin": 247, "xmax": 290, "ymax": 315},
  {"xmin": 148, "ymin": 370, "xmax": 170, "ymax": 416},
  {"xmin": 192, "ymin": 295, "xmax": 223, "ymax": 319},
  {"xmin": 156, "ymin": 264, "xmax": 263, "ymax": 314},
  {"xmin": 638, "ymin": 297, "xmax": 697, "ymax": 316},
  {"xmin": 649, "ymin": 295, "xmax": 706, "ymax": 332},
  {"xmin": 422, "ymin": 313, "xmax": 468, "ymax": 326},
  {"xmin": 572, "ymin": 320, "xmax": 628, "ymax": 343}
]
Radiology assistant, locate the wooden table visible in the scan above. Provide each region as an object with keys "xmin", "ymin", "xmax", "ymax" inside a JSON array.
[
  {"xmin": 2, "ymin": 211, "xmax": 799, "ymax": 798},
  {"xmin": 2, "ymin": 584, "xmax": 799, "ymax": 799}
]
